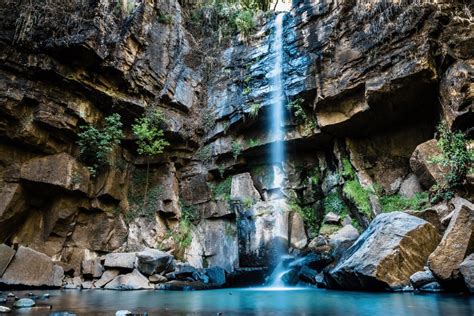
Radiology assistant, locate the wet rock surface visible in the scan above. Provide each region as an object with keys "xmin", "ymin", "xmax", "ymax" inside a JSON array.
[
  {"xmin": 0, "ymin": 0, "xmax": 472, "ymax": 295},
  {"xmin": 327, "ymin": 212, "xmax": 440, "ymax": 290}
]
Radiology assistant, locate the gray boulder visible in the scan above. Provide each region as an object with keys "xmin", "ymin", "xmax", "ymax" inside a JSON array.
[
  {"xmin": 14, "ymin": 298, "xmax": 35, "ymax": 308},
  {"xmin": 459, "ymin": 254, "xmax": 474, "ymax": 293},
  {"xmin": 428, "ymin": 198, "xmax": 473, "ymax": 284},
  {"xmin": 328, "ymin": 225, "xmax": 360, "ymax": 260},
  {"xmin": 298, "ymin": 266, "xmax": 318, "ymax": 285},
  {"xmin": 205, "ymin": 267, "xmax": 226, "ymax": 286},
  {"xmin": 105, "ymin": 269, "xmax": 153, "ymax": 290},
  {"xmin": 149, "ymin": 274, "xmax": 167, "ymax": 283},
  {"xmin": 0, "ymin": 244, "xmax": 15, "ymax": 277},
  {"xmin": 82, "ymin": 258, "xmax": 104, "ymax": 278},
  {"xmin": 419, "ymin": 281, "xmax": 443, "ymax": 292},
  {"xmin": 94, "ymin": 269, "xmax": 120, "ymax": 288},
  {"xmin": 104, "ymin": 253, "xmax": 136, "ymax": 270},
  {"xmin": 410, "ymin": 268, "xmax": 436, "ymax": 289},
  {"xmin": 328, "ymin": 212, "xmax": 440, "ymax": 290},
  {"xmin": 0, "ymin": 246, "xmax": 63, "ymax": 287},
  {"xmin": 136, "ymin": 248, "xmax": 173, "ymax": 276},
  {"xmin": 0, "ymin": 306, "xmax": 11, "ymax": 313},
  {"xmin": 165, "ymin": 262, "xmax": 196, "ymax": 280}
]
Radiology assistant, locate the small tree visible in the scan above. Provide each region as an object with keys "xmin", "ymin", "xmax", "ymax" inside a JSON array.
[
  {"xmin": 431, "ymin": 123, "xmax": 473, "ymax": 201},
  {"xmin": 132, "ymin": 108, "xmax": 169, "ymax": 208},
  {"xmin": 77, "ymin": 113, "xmax": 123, "ymax": 177}
]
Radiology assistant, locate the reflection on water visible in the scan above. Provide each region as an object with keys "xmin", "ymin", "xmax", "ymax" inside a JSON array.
[{"xmin": 4, "ymin": 288, "xmax": 474, "ymax": 316}]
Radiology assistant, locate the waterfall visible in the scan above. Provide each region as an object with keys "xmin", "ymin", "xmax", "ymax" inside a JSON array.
[{"xmin": 268, "ymin": 12, "xmax": 288, "ymax": 288}]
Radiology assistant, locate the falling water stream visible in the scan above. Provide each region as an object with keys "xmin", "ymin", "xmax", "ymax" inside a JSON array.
[{"xmin": 267, "ymin": 12, "xmax": 290, "ymax": 288}]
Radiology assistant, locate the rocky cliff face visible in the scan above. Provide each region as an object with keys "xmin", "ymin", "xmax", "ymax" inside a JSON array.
[{"xmin": 0, "ymin": 0, "xmax": 472, "ymax": 288}]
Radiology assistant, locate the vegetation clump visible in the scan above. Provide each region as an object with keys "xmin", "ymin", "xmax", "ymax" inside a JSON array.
[
  {"xmin": 286, "ymin": 98, "xmax": 318, "ymax": 133},
  {"xmin": 430, "ymin": 123, "xmax": 473, "ymax": 202},
  {"xmin": 77, "ymin": 113, "xmax": 123, "ymax": 177},
  {"xmin": 343, "ymin": 180, "xmax": 372, "ymax": 217},
  {"xmin": 132, "ymin": 108, "xmax": 169, "ymax": 209},
  {"xmin": 379, "ymin": 192, "xmax": 430, "ymax": 213},
  {"xmin": 231, "ymin": 141, "xmax": 243, "ymax": 160},
  {"xmin": 323, "ymin": 192, "xmax": 349, "ymax": 216}
]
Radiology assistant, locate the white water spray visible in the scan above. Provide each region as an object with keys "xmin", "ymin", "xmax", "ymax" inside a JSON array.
[{"xmin": 268, "ymin": 13, "xmax": 288, "ymax": 288}]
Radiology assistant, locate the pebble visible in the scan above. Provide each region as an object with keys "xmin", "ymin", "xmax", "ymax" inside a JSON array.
[
  {"xmin": 14, "ymin": 298, "xmax": 35, "ymax": 308},
  {"xmin": 28, "ymin": 292, "xmax": 34, "ymax": 296},
  {"xmin": 0, "ymin": 305, "xmax": 12, "ymax": 313},
  {"xmin": 115, "ymin": 311, "xmax": 132, "ymax": 316},
  {"xmin": 43, "ymin": 293, "xmax": 50, "ymax": 298}
]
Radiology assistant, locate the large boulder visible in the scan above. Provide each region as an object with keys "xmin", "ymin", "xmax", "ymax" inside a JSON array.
[
  {"xmin": 289, "ymin": 212, "xmax": 308, "ymax": 249},
  {"xmin": 0, "ymin": 244, "xmax": 15, "ymax": 276},
  {"xmin": 94, "ymin": 269, "xmax": 120, "ymax": 288},
  {"xmin": 328, "ymin": 212, "xmax": 440, "ymax": 290},
  {"xmin": 409, "ymin": 140, "xmax": 447, "ymax": 189},
  {"xmin": 19, "ymin": 153, "xmax": 90, "ymax": 194},
  {"xmin": 104, "ymin": 253, "xmax": 136, "ymax": 270},
  {"xmin": 0, "ymin": 246, "xmax": 64, "ymax": 287},
  {"xmin": 459, "ymin": 254, "xmax": 474, "ymax": 293},
  {"xmin": 428, "ymin": 198, "xmax": 474, "ymax": 285},
  {"xmin": 204, "ymin": 266, "xmax": 226, "ymax": 286},
  {"xmin": 104, "ymin": 269, "xmax": 153, "ymax": 290},
  {"xmin": 230, "ymin": 173, "xmax": 261, "ymax": 202},
  {"xmin": 136, "ymin": 248, "xmax": 173, "ymax": 276},
  {"xmin": 328, "ymin": 225, "xmax": 360, "ymax": 260},
  {"xmin": 410, "ymin": 268, "xmax": 436, "ymax": 289},
  {"xmin": 82, "ymin": 258, "xmax": 104, "ymax": 278}
]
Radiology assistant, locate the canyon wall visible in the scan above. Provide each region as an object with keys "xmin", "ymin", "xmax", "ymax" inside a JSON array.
[{"xmin": 0, "ymin": 0, "xmax": 472, "ymax": 283}]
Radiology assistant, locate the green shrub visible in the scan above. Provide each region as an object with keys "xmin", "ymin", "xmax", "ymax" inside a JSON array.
[
  {"xmin": 126, "ymin": 184, "xmax": 162, "ymax": 224},
  {"xmin": 77, "ymin": 113, "xmax": 123, "ymax": 177},
  {"xmin": 242, "ymin": 86, "xmax": 252, "ymax": 96},
  {"xmin": 132, "ymin": 108, "xmax": 169, "ymax": 209},
  {"xmin": 323, "ymin": 192, "xmax": 349, "ymax": 215},
  {"xmin": 287, "ymin": 97, "xmax": 318, "ymax": 133},
  {"xmin": 202, "ymin": 111, "xmax": 216, "ymax": 131},
  {"xmin": 196, "ymin": 145, "xmax": 213, "ymax": 163},
  {"xmin": 247, "ymin": 138, "xmax": 262, "ymax": 148},
  {"xmin": 157, "ymin": 12, "xmax": 173, "ymax": 24},
  {"xmin": 343, "ymin": 180, "xmax": 371, "ymax": 217},
  {"xmin": 235, "ymin": 10, "xmax": 255, "ymax": 36},
  {"xmin": 307, "ymin": 166, "xmax": 321, "ymax": 185},
  {"xmin": 341, "ymin": 158, "xmax": 356, "ymax": 179},
  {"xmin": 248, "ymin": 103, "xmax": 261, "ymax": 119},
  {"xmin": 379, "ymin": 192, "xmax": 430, "ymax": 213},
  {"xmin": 231, "ymin": 141, "xmax": 243, "ymax": 160},
  {"xmin": 430, "ymin": 123, "xmax": 473, "ymax": 201},
  {"xmin": 132, "ymin": 109, "xmax": 169, "ymax": 157},
  {"xmin": 212, "ymin": 177, "xmax": 232, "ymax": 201},
  {"xmin": 243, "ymin": 197, "xmax": 254, "ymax": 209}
]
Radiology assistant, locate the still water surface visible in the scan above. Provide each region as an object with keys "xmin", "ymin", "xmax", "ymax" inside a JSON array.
[{"xmin": 5, "ymin": 287, "xmax": 474, "ymax": 316}]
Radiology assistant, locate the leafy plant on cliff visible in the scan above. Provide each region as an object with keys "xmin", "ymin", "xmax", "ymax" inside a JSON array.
[
  {"xmin": 211, "ymin": 176, "xmax": 233, "ymax": 201},
  {"xmin": 323, "ymin": 192, "xmax": 349, "ymax": 216},
  {"xmin": 248, "ymin": 103, "xmax": 261, "ymax": 119},
  {"xmin": 231, "ymin": 140, "xmax": 243, "ymax": 160},
  {"xmin": 430, "ymin": 123, "xmax": 473, "ymax": 202},
  {"xmin": 132, "ymin": 108, "xmax": 169, "ymax": 209},
  {"xmin": 343, "ymin": 180, "xmax": 372, "ymax": 217},
  {"xmin": 157, "ymin": 12, "xmax": 173, "ymax": 24},
  {"xmin": 235, "ymin": 10, "xmax": 255, "ymax": 36},
  {"xmin": 379, "ymin": 192, "xmax": 430, "ymax": 213},
  {"xmin": 77, "ymin": 113, "xmax": 123, "ymax": 177},
  {"xmin": 287, "ymin": 97, "xmax": 318, "ymax": 133}
]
